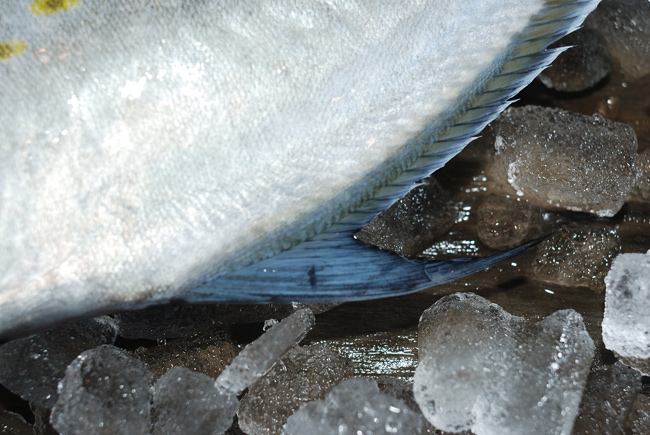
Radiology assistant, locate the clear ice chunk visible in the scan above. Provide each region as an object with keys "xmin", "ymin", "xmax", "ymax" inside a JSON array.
[
  {"xmin": 414, "ymin": 293, "xmax": 594, "ymax": 435},
  {"xmin": 476, "ymin": 194, "xmax": 541, "ymax": 250},
  {"xmin": 572, "ymin": 362, "xmax": 642, "ymax": 434},
  {"xmin": 631, "ymin": 150, "xmax": 650, "ymax": 202},
  {"xmin": 283, "ymin": 377, "xmax": 427, "ymax": 435},
  {"xmin": 0, "ymin": 317, "xmax": 118, "ymax": 408},
  {"xmin": 134, "ymin": 333, "xmax": 237, "ymax": 382},
  {"xmin": 585, "ymin": 0, "xmax": 650, "ymax": 80},
  {"xmin": 215, "ymin": 308, "xmax": 315, "ymax": 396},
  {"xmin": 238, "ymin": 343, "xmax": 353, "ymax": 435},
  {"xmin": 375, "ymin": 376, "xmax": 419, "ymax": 411},
  {"xmin": 0, "ymin": 410, "xmax": 33, "ymax": 435},
  {"xmin": 375, "ymin": 376, "xmax": 437, "ymax": 434},
  {"xmin": 356, "ymin": 177, "xmax": 456, "ymax": 256},
  {"xmin": 152, "ymin": 367, "xmax": 238, "ymax": 435},
  {"xmin": 50, "ymin": 344, "xmax": 153, "ymax": 435},
  {"xmin": 489, "ymin": 106, "xmax": 638, "ymax": 217},
  {"xmin": 602, "ymin": 250, "xmax": 650, "ymax": 375},
  {"xmin": 538, "ymin": 28, "xmax": 610, "ymax": 92},
  {"xmin": 533, "ymin": 223, "xmax": 621, "ymax": 293},
  {"xmin": 626, "ymin": 394, "xmax": 650, "ymax": 434}
]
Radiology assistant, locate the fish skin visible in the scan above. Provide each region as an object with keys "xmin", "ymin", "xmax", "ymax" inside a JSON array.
[{"xmin": 0, "ymin": 0, "xmax": 600, "ymax": 339}]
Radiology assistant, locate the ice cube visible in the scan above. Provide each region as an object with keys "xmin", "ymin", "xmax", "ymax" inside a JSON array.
[
  {"xmin": 414, "ymin": 293, "xmax": 594, "ymax": 435},
  {"xmin": 631, "ymin": 150, "xmax": 650, "ymax": 202},
  {"xmin": 538, "ymin": 28, "xmax": 610, "ymax": 92},
  {"xmin": 375, "ymin": 376, "xmax": 419, "ymax": 411},
  {"xmin": 31, "ymin": 405, "xmax": 55, "ymax": 435},
  {"xmin": 283, "ymin": 377, "xmax": 427, "ymax": 435},
  {"xmin": 585, "ymin": 0, "xmax": 650, "ymax": 80},
  {"xmin": 572, "ymin": 362, "xmax": 642, "ymax": 434},
  {"xmin": 489, "ymin": 106, "xmax": 638, "ymax": 217},
  {"xmin": 533, "ymin": 223, "xmax": 621, "ymax": 293},
  {"xmin": 0, "ymin": 410, "xmax": 33, "ymax": 435},
  {"xmin": 152, "ymin": 367, "xmax": 238, "ymax": 435},
  {"xmin": 215, "ymin": 308, "xmax": 315, "ymax": 396},
  {"xmin": 476, "ymin": 194, "xmax": 541, "ymax": 250},
  {"xmin": 625, "ymin": 394, "xmax": 650, "ymax": 434},
  {"xmin": 0, "ymin": 317, "xmax": 118, "ymax": 408},
  {"xmin": 375, "ymin": 376, "xmax": 437, "ymax": 434},
  {"xmin": 356, "ymin": 178, "xmax": 456, "ymax": 256},
  {"xmin": 133, "ymin": 333, "xmax": 237, "ymax": 382},
  {"xmin": 50, "ymin": 345, "xmax": 152, "ymax": 435},
  {"xmin": 602, "ymin": 250, "xmax": 650, "ymax": 375},
  {"xmin": 238, "ymin": 343, "xmax": 353, "ymax": 435}
]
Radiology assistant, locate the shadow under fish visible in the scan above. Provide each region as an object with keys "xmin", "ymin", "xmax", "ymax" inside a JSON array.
[{"xmin": 0, "ymin": 0, "xmax": 600, "ymax": 340}]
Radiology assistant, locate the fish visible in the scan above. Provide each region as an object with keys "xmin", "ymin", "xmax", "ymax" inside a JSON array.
[{"xmin": 0, "ymin": 0, "xmax": 600, "ymax": 340}]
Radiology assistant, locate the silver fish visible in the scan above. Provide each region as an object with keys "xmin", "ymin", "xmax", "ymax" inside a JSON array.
[{"xmin": 0, "ymin": 0, "xmax": 599, "ymax": 339}]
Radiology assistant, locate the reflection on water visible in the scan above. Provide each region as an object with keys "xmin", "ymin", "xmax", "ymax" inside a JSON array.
[{"xmin": 310, "ymin": 331, "xmax": 418, "ymax": 380}]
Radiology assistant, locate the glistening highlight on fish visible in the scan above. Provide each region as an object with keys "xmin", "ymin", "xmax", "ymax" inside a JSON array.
[{"xmin": 0, "ymin": 0, "xmax": 601, "ymax": 339}]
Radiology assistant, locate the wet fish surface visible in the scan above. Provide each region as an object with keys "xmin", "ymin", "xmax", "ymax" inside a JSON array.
[{"xmin": 0, "ymin": 0, "xmax": 600, "ymax": 339}]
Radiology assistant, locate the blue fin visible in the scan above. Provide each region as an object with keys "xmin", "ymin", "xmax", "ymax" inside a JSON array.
[
  {"xmin": 184, "ymin": 0, "xmax": 598, "ymax": 303},
  {"xmin": 423, "ymin": 237, "xmax": 546, "ymax": 282},
  {"xmin": 185, "ymin": 234, "xmax": 546, "ymax": 303}
]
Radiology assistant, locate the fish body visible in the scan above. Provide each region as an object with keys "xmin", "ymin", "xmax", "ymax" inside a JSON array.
[{"xmin": 0, "ymin": 0, "xmax": 599, "ymax": 339}]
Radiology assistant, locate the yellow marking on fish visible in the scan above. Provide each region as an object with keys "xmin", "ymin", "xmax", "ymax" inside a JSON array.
[
  {"xmin": 30, "ymin": 0, "xmax": 82, "ymax": 16},
  {"xmin": 0, "ymin": 39, "xmax": 28, "ymax": 61}
]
